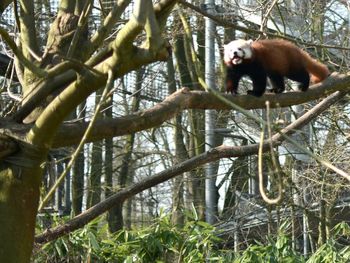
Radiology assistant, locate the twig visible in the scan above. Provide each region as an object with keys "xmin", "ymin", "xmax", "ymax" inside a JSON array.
[{"xmin": 259, "ymin": 0, "xmax": 279, "ymax": 37}]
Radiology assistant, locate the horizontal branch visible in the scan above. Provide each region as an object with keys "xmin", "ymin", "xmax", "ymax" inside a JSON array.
[
  {"xmin": 35, "ymin": 90, "xmax": 346, "ymax": 244},
  {"xmin": 53, "ymin": 72, "xmax": 350, "ymax": 148}
]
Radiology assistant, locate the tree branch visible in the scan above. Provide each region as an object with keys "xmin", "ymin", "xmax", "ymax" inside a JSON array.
[
  {"xmin": 58, "ymin": 0, "xmax": 75, "ymax": 13},
  {"xmin": 35, "ymin": 90, "xmax": 346, "ymax": 244},
  {"xmin": 0, "ymin": 27, "xmax": 47, "ymax": 78},
  {"xmin": 19, "ymin": 0, "xmax": 39, "ymax": 60},
  {"xmin": 52, "ymin": 73, "xmax": 350, "ymax": 148},
  {"xmin": 25, "ymin": 0, "xmax": 174, "ymax": 148},
  {"xmin": 13, "ymin": 0, "xmax": 176, "ymax": 124},
  {"xmin": 89, "ymin": 0, "xmax": 132, "ymax": 51},
  {"xmin": 2, "ymin": 72, "xmax": 349, "ymax": 151},
  {"xmin": 66, "ymin": 0, "xmax": 93, "ymax": 58}
]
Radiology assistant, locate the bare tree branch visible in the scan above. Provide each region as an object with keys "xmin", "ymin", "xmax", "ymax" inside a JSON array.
[
  {"xmin": 35, "ymin": 90, "xmax": 347, "ymax": 244},
  {"xmin": 12, "ymin": 0, "xmax": 177, "ymax": 125},
  {"xmin": 2, "ymin": 72, "xmax": 349, "ymax": 151},
  {"xmin": 25, "ymin": 1, "xmax": 174, "ymax": 149},
  {"xmin": 52, "ymin": 73, "xmax": 350, "ymax": 148},
  {"xmin": 89, "ymin": 0, "xmax": 132, "ymax": 51},
  {"xmin": 19, "ymin": 0, "xmax": 39, "ymax": 61},
  {"xmin": 0, "ymin": 28, "xmax": 47, "ymax": 78}
]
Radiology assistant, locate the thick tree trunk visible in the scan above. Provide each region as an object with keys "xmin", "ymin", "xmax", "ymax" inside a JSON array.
[{"xmin": 0, "ymin": 162, "xmax": 42, "ymax": 263}]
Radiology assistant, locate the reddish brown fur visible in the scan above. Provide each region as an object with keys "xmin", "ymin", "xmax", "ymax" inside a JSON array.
[{"xmin": 251, "ymin": 39, "xmax": 329, "ymax": 83}]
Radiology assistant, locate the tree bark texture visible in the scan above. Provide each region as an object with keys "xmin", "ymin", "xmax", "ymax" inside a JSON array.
[{"xmin": 0, "ymin": 160, "xmax": 44, "ymax": 262}]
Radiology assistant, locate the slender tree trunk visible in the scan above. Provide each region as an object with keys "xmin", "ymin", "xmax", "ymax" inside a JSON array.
[
  {"xmin": 108, "ymin": 69, "xmax": 142, "ymax": 232},
  {"xmin": 108, "ymin": 133, "xmax": 136, "ymax": 232},
  {"xmin": 123, "ymin": 177, "xmax": 134, "ymax": 229},
  {"xmin": 104, "ymin": 95, "xmax": 115, "ymax": 230},
  {"xmin": 318, "ymin": 199, "xmax": 327, "ymax": 245},
  {"xmin": 72, "ymin": 148, "xmax": 85, "ymax": 215},
  {"xmin": 87, "ymin": 93, "xmax": 103, "ymax": 208},
  {"xmin": 167, "ymin": 53, "xmax": 185, "ymax": 225},
  {"xmin": 87, "ymin": 141, "xmax": 102, "ymax": 207},
  {"xmin": 171, "ymin": 112, "xmax": 186, "ymax": 226},
  {"xmin": 222, "ymin": 153, "xmax": 249, "ymax": 218},
  {"xmin": 72, "ymin": 103, "xmax": 86, "ymax": 216},
  {"xmin": 173, "ymin": 17, "xmax": 207, "ymax": 219}
]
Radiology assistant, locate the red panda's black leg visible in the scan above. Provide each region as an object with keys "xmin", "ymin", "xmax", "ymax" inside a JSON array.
[
  {"xmin": 288, "ymin": 70, "xmax": 310, "ymax": 91},
  {"xmin": 248, "ymin": 71, "xmax": 267, "ymax": 97},
  {"xmin": 226, "ymin": 66, "xmax": 240, "ymax": 95},
  {"xmin": 268, "ymin": 74, "xmax": 285, "ymax": 93},
  {"xmin": 226, "ymin": 79, "xmax": 238, "ymax": 95}
]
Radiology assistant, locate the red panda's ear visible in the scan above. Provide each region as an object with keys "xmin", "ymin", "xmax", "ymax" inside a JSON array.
[{"xmin": 247, "ymin": 39, "xmax": 253, "ymax": 45}]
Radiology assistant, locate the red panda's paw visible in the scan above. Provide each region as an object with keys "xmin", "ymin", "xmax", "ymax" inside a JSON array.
[
  {"xmin": 226, "ymin": 89, "xmax": 238, "ymax": 95},
  {"xmin": 226, "ymin": 80, "xmax": 238, "ymax": 95},
  {"xmin": 297, "ymin": 83, "xmax": 309, "ymax": 92},
  {"xmin": 271, "ymin": 88, "xmax": 284, "ymax": 94}
]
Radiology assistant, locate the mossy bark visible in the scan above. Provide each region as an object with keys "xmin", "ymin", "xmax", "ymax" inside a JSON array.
[{"xmin": 0, "ymin": 162, "xmax": 43, "ymax": 263}]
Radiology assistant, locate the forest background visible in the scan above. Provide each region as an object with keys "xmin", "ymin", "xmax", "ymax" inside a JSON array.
[{"xmin": 0, "ymin": 0, "xmax": 349, "ymax": 262}]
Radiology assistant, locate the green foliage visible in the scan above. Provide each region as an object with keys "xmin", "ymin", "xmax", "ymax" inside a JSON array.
[
  {"xmin": 233, "ymin": 221, "xmax": 350, "ymax": 263},
  {"xmin": 307, "ymin": 240, "xmax": 350, "ymax": 263},
  {"xmin": 33, "ymin": 216, "xmax": 350, "ymax": 263},
  {"xmin": 234, "ymin": 222, "xmax": 305, "ymax": 263},
  {"xmin": 33, "ymin": 212, "xmax": 232, "ymax": 262},
  {"xmin": 307, "ymin": 222, "xmax": 350, "ymax": 263}
]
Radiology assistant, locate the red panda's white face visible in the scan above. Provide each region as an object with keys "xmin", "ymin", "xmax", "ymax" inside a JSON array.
[{"xmin": 224, "ymin": 39, "xmax": 253, "ymax": 66}]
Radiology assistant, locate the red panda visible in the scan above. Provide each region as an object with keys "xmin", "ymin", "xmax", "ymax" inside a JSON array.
[{"xmin": 223, "ymin": 39, "xmax": 330, "ymax": 97}]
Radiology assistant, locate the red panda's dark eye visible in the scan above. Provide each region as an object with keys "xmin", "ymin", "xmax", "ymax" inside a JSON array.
[{"xmin": 238, "ymin": 48, "xmax": 242, "ymax": 50}]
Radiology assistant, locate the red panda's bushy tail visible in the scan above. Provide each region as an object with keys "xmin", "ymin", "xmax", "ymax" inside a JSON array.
[{"xmin": 301, "ymin": 51, "xmax": 330, "ymax": 84}]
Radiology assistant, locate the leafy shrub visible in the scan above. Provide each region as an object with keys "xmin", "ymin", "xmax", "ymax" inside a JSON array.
[
  {"xmin": 33, "ymin": 212, "xmax": 232, "ymax": 262},
  {"xmin": 33, "ymin": 216, "xmax": 350, "ymax": 263},
  {"xmin": 233, "ymin": 221, "xmax": 350, "ymax": 263}
]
